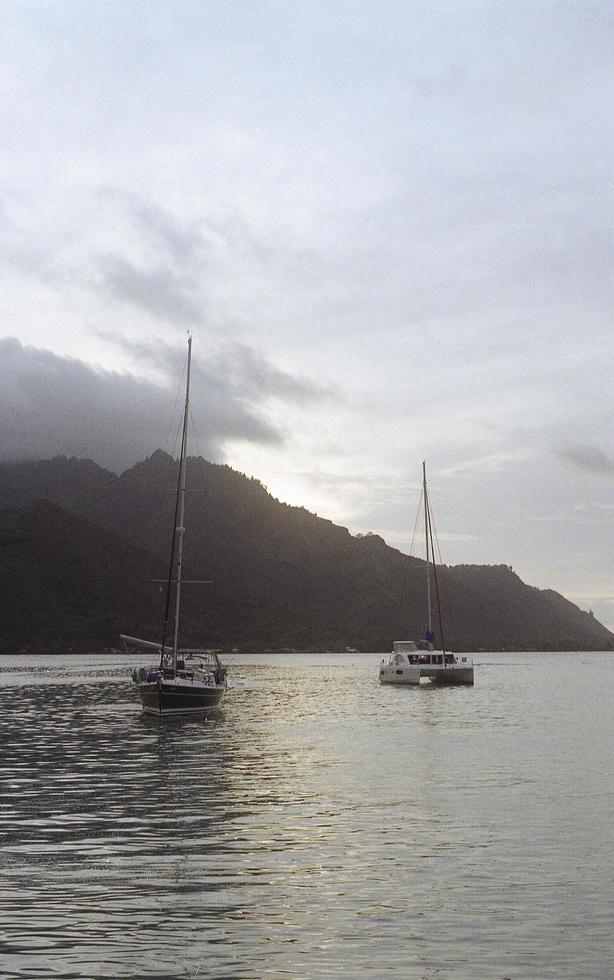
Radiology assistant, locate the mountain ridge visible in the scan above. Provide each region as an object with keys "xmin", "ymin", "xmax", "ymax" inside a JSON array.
[{"xmin": 0, "ymin": 453, "xmax": 612, "ymax": 652}]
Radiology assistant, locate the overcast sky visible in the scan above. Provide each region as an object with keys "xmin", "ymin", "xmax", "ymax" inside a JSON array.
[{"xmin": 2, "ymin": 0, "xmax": 613, "ymax": 628}]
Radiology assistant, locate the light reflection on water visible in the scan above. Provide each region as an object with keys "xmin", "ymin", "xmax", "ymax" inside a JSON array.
[{"xmin": 0, "ymin": 652, "xmax": 613, "ymax": 978}]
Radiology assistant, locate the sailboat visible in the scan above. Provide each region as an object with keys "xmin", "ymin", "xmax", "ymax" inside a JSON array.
[
  {"xmin": 379, "ymin": 462, "xmax": 474, "ymax": 686},
  {"xmin": 122, "ymin": 336, "xmax": 229, "ymax": 715}
]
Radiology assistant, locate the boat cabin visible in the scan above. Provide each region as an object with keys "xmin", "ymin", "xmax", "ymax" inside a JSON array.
[
  {"xmin": 390, "ymin": 641, "xmax": 470, "ymax": 667},
  {"xmin": 159, "ymin": 651, "xmax": 226, "ymax": 686},
  {"xmin": 390, "ymin": 649, "xmax": 456, "ymax": 666}
]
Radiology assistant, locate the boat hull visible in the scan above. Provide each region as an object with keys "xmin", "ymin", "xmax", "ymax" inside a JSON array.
[
  {"xmin": 379, "ymin": 665, "xmax": 474, "ymax": 686},
  {"xmin": 429, "ymin": 666, "xmax": 474, "ymax": 686},
  {"xmin": 379, "ymin": 665, "xmax": 422, "ymax": 685},
  {"xmin": 137, "ymin": 681, "xmax": 225, "ymax": 715}
]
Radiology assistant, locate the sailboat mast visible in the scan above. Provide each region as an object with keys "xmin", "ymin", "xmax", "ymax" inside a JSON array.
[
  {"xmin": 172, "ymin": 336, "xmax": 192, "ymax": 670},
  {"xmin": 423, "ymin": 461, "xmax": 433, "ymax": 650}
]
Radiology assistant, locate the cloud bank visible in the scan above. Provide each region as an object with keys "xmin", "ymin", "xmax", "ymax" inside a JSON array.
[
  {"xmin": 558, "ymin": 444, "xmax": 614, "ymax": 477},
  {"xmin": 0, "ymin": 337, "xmax": 330, "ymax": 473}
]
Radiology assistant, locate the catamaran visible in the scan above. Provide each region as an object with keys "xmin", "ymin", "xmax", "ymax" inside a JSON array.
[
  {"xmin": 379, "ymin": 463, "xmax": 474, "ymax": 686},
  {"xmin": 122, "ymin": 337, "xmax": 229, "ymax": 715}
]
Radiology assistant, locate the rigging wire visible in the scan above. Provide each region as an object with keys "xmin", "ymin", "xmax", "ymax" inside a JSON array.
[
  {"xmin": 429, "ymin": 501, "xmax": 460, "ymax": 650},
  {"xmin": 159, "ymin": 417, "xmax": 187, "ymax": 667},
  {"xmin": 426, "ymin": 496, "xmax": 446, "ymax": 655},
  {"xmin": 396, "ymin": 485, "xmax": 424, "ymax": 636},
  {"xmin": 188, "ymin": 405, "xmax": 204, "ymax": 462},
  {"xmin": 158, "ymin": 343, "xmax": 191, "ymax": 666},
  {"xmin": 162, "ymin": 360, "xmax": 187, "ymax": 461}
]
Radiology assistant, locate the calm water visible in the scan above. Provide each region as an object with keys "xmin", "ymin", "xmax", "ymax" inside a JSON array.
[{"xmin": 0, "ymin": 652, "xmax": 612, "ymax": 979}]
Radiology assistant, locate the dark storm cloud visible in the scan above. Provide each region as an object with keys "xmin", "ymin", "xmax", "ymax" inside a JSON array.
[
  {"xmin": 0, "ymin": 337, "xmax": 325, "ymax": 471},
  {"xmin": 92, "ymin": 190, "xmax": 324, "ymax": 332},
  {"xmin": 1, "ymin": 190, "xmax": 211, "ymax": 321},
  {"xmin": 92, "ymin": 195, "xmax": 210, "ymax": 326},
  {"xmin": 558, "ymin": 443, "xmax": 614, "ymax": 477},
  {"xmin": 208, "ymin": 343, "xmax": 338, "ymax": 404},
  {"xmin": 0, "ymin": 197, "xmax": 59, "ymax": 285},
  {"xmin": 93, "ymin": 330, "xmax": 187, "ymax": 374},
  {"xmin": 96, "ymin": 254, "xmax": 205, "ymax": 325},
  {"xmin": 130, "ymin": 200, "xmax": 205, "ymax": 266},
  {"xmin": 95, "ymin": 332, "xmax": 335, "ymax": 406}
]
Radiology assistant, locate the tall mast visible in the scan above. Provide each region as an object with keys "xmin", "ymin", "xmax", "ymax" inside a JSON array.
[
  {"xmin": 172, "ymin": 335, "xmax": 192, "ymax": 670},
  {"xmin": 423, "ymin": 460, "xmax": 433, "ymax": 650}
]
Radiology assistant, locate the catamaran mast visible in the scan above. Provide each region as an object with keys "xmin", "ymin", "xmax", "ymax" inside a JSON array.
[
  {"xmin": 172, "ymin": 335, "xmax": 192, "ymax": 671},
  {"xmin": 423, "ymin": 460, "xmax": 433, "ymax": 651}
]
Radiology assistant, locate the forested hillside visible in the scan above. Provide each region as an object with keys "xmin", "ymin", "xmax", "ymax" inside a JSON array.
[{"xmin": 1, "ymin": 453, "xmax": 612, "ymax": 652}]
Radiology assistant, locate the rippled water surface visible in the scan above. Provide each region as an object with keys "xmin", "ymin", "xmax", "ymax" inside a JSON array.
[{"xmin": 1, "ymin": 652, "xmax": 613, "ymax": 978}]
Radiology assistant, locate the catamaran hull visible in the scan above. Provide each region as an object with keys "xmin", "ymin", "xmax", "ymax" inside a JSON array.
[
  {"xmin": 429, "ymin": 666, "xmax": 474, "ymax": 686},
  {"xmin": 138, "ymin": 682, "xmax": 225, "ymax": 715},
  {"xmin": 379, "ymin": 666, "xmax": 422, "ymax": 685},
  {"xmin": 379, "ymin": 665, "xmax": 474, "ymax": 686}
]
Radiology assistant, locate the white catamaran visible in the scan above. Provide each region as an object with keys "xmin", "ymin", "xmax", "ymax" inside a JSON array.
[
  {"xmin": 122, "ymin": 337, "xmax": 229, "ymax": 715},
  {"xmin": 379, "ymin": 463, "xmax": 474, "ymax": 686}
]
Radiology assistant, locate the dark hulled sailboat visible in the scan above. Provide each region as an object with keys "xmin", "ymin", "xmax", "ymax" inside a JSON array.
[{"xmin": 122, "ymin": 337, "xmax": 228, "ymax": 715}]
